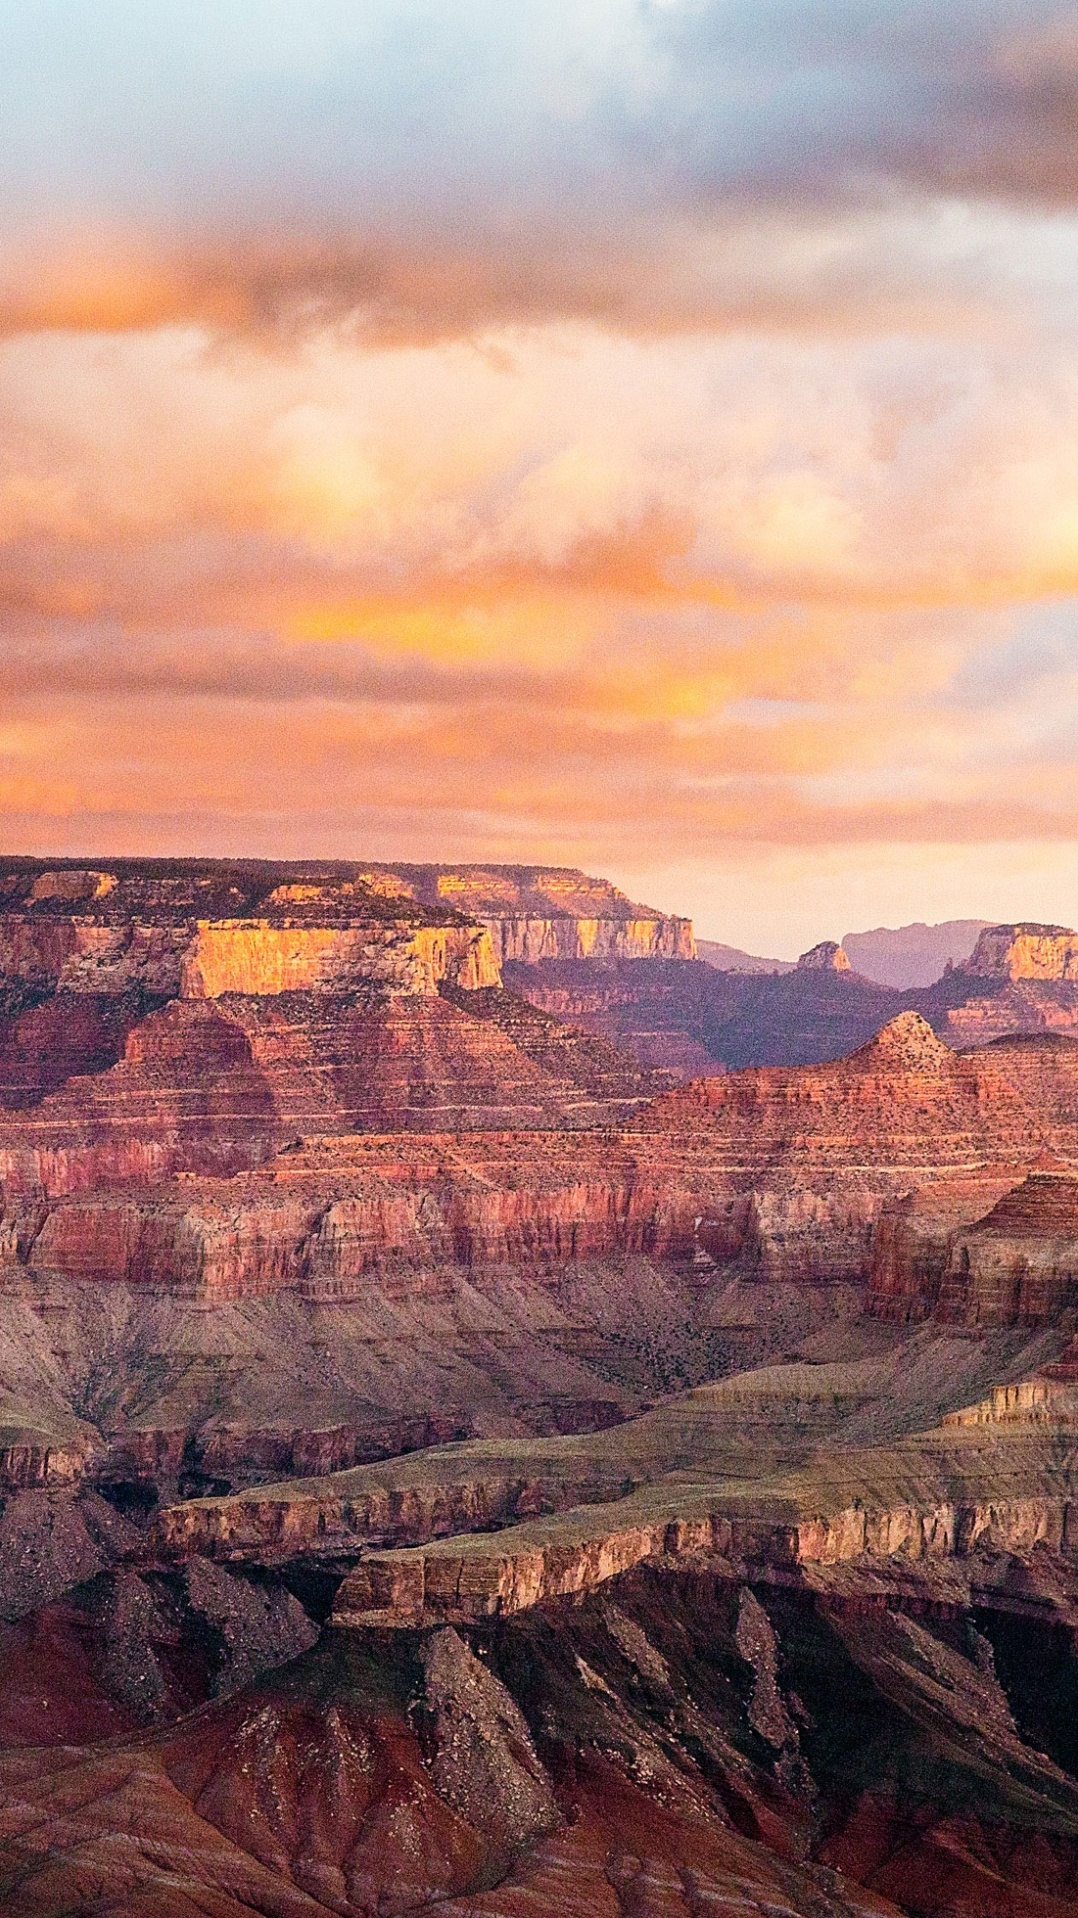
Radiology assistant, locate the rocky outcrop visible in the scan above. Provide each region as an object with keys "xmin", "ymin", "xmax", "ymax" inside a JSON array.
[
  {"xmin": 869, "ymin": 1155, "xmax": 1078, "ymax": 1329},
  {"xmin": 867, "ymin": 1171, "xmax": 1029, "ymax": 1322},
  {"xmin": 797, "ymin": 941, "xmax": 851, "ymax": 972},
  {"xmin": 966, "ymin": 923, "xmax": 1078, "ymax": 981},
  {"xmin": 10, "ymin": 1572, "xmax": 1078, "ymax": 1918},
  {"xmin": 419, "ymin": 1628, "xmax": 562, "ymax": 1855},
  {"xmin": 937, "ymin": 1173, "xmax": 1078, "ymax": 1327},
  {"xmin": 358, "ymin": 862, "xmax": 696, "ymax": 964}
]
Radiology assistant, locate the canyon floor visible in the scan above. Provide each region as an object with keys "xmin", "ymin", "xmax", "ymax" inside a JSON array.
[{"xmin": 5, "ymin": 1310, "xmax": 1078, "ymax": 1918}]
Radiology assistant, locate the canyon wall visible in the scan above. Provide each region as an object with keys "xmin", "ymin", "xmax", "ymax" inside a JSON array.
[
  {"xmin": 357, "ymin": 862, "xmax": 697, "ymax": 964},
  {"xmin": 6, "ymin": 1010, "xmax": 1078, "ymax": 1304},
  {"xmin": 965, "ymin": 922, "xmax": 1078, "ymax": 981}
]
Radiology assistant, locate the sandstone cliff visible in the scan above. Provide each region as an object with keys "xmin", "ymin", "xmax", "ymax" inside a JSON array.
[
  {"xmin": 8, "ymin": 1010, "xmax": 1078, "ymax": 1305},
  {"xmin": 357, "ymin": 861, "xmax": 696, "ymax": 964},
  {"xmin": 965, "ymin": 922, "xmax": 1078, "ymax": 981},
  {"xmin": 0, "ymin": 858, "xmax": 501, "ymax": 1003}
]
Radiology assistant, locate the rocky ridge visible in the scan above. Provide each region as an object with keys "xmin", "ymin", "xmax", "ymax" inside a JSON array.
[
  {"xmin": 4, "ymin": 1332, "xmax": 1075, "ymax": 1915},
  {"xmin": 511, "ymin": 918, "xmax": 1078, "ymax": 1073}
]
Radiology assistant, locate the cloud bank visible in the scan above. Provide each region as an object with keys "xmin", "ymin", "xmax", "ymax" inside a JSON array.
[{"xmin": 2, "ymin": 2, "xmax": 1078, "ymax": 945}]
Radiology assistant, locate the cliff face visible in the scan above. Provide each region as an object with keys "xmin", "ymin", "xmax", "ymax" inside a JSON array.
[
  {"xmin": 868, "ymin": 1130, "xmax": 1078, "ymax": 1330},
  {"xmin": 0, "ymin": 858, "xmax": 685, "ymax": 1166},
  {"xmin": 357, "ymin": 862, "xmax": 696, "ymax": 964},
  {"xmin": 154, "ymin": 1325, "xmax": 1065, "ymax": 1566},
  {"xmin": 7, "ymin": 1010, "xmax": 1078, "ymax": 1299},
  {"xmin": 0, "ymin": 860, "xmax": 500, "ymax": 1004},
  {"xmin": 181, "ymin": 920, "xmax": 499, "ymax": 997},
  {"xmin": 937, "ymin": 1173, "xmax": 1078, "ymax": 1327},
  {"xmin": 966, "ymin": 923, "xmax": 1078, "ymax": 981},
  {"xmin": 2, "ymin": 1136, "xmax": 706, "ymax": 1295}
]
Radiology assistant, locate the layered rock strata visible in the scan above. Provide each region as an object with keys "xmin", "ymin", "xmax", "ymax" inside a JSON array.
[
  {"xmin": 870, "ymin": 1162, "xmax": 1078, "ymax": 1327},
  {"xmin": 0, "ymin": 857, "xmax": 500, "ymax": 1001},
  {"xmin": 966, "ymin": 923, "xmax": 1078, "ymax": 981},
  {"xmin": 331, "ymin": 1369, "xmax": 1078, "ymax": 1629},
  {"xmin": 357, "ymin": 861, "xmax": 696, "ymax": 964},
  {"xmin": 5, "ymin": 1320, "xmax": 1078, "ymax": 1915},
  {"xmin": 7, "ymin": 1012, "xmax": 1078, "ymax": 1304},
  {"xmin": 0, "ymin": 859, "xmax": 685, "ymax": 1168},
  {"xmin": 157, "ymin": 1328, "xmax": 1060, "ymax": 1564}
]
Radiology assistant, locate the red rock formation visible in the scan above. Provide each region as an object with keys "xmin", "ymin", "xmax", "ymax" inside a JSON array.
[
  {"xmin": 358, "ymin": 861, "xmax": 696, "ymax": 963},
  {"xmin": 9, "ymin": 1134, "xmax": 704, "ymax": 1297},
  {"xmin": 652, "ymin": 1011, "xmax": 1071, "ymax": 1164},
  {"xmin": 7, "ymin": 1566, "xmax": 1078, "ymax": 1918},
  {"xmin": 937, "ymin": 1172, "xmax": 1078, "ymax": 1327},
  {"xmin": 10, "ymin": 1010, "xmax": 1078, "ymax": 1301},
  {"xmin": 867, "ymin": 1170, "xmax": 1026, "ymax": 1321},
  {"xmin": 797, "ymin": 939, "xmax": 851, "ymax": 971},
  {"xmin": 966, "ymin": 923, "xmax": 1078, "ymax": 981}
]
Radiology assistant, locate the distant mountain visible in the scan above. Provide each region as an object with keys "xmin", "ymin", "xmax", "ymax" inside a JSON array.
[
  {"xmin": 699, "ymin": 923, "xmax": 993, "ymax": 989},
  {"xmin": 696, "ymin": 938, "xmax": 794, "ymax": 974},
  {"xmin": 508, "ymin": 922, "xmax": 1078, "ymax": 1075},
  {"xmin": 841, "ymin": 918, "xmax": 990, "ymax": 987}
]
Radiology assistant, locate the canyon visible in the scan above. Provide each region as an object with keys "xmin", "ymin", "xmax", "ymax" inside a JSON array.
[
  {"xmin": 6, "ymin": 861, "xmax": 1078, "ymax": 1913},
  {"xmin": 516, "ymin": 919, "xmax": 1078, "ymax": 1074}
]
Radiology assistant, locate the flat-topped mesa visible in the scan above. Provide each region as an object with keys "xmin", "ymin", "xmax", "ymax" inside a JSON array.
[
  {"xmin": 964, "ymin": 922, "xmax": 1078, "ymax": 982},
  {"xmin": 0, "ymin": 858, "xmax": 500, "ymax": 1000},
  {"xmin": 356, "ymin": 863, "xmax": 696, "ymax": 965},
  {"xmin": 796, "ymin": 940, "xmax": 851, "ymax": 972}
]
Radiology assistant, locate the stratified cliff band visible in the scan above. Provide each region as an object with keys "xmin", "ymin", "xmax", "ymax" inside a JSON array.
[{"xmin": 5, "ymin": 861, "xmax": 1078, "ymax": 1916}]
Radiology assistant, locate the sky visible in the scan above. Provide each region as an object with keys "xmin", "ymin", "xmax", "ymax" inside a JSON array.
[{"xmin": 3, "ymin": 2, "xmax": 1078, "ymax": 953}]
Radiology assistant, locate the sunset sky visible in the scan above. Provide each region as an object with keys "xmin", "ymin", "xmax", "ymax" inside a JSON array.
[{"xmin": 3, "ymin": 3, "xmax": 1078, "ymax": 952}]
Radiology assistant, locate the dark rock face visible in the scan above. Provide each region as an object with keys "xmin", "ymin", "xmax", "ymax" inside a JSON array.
[{"xmin": 4, "ymin": 1568, "xmax": 1078, "ymax": 1916}]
